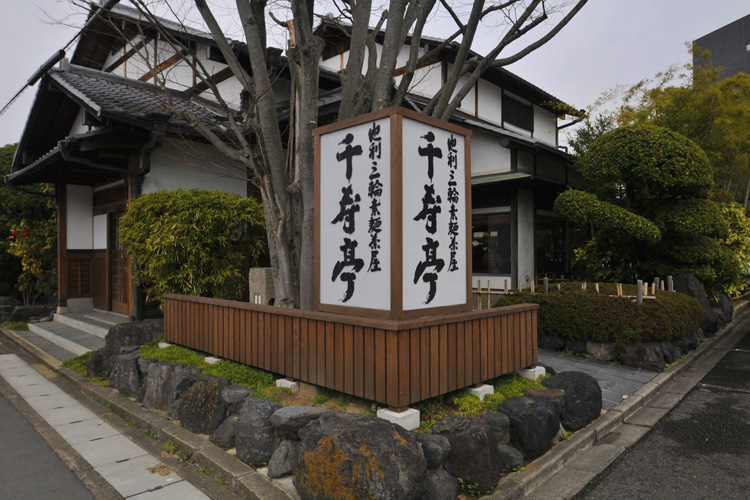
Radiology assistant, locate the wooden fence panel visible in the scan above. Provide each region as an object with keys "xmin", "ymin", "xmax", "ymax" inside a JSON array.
[{"xmin": 163, "ymin": 295, "xmax": 537, "ymax": 408}]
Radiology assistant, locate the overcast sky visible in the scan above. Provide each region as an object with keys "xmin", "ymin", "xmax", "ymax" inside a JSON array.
[{"xmin": 1, "ymin": 1, "xmax": 748, "ymax": 148}]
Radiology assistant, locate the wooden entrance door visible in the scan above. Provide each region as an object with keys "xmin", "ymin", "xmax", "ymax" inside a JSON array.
[{"xmin": 109, "ymin": 211, "xmax": 129, "ymax": 315}]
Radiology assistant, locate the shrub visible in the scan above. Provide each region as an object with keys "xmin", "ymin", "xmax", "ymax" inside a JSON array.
[
  {"xmin": 494, "ymin": 288, "xmax": 702, "ymax": 344},
  {"xmin": 7, "ymin": 211, "xmax": 57, "ymax": 305},
  {"xmin": 119, "ymin": 189, "xmax": 266, "ymax": 305}
]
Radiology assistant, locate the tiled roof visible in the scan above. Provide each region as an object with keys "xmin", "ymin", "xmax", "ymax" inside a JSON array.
[{"xmin": 49, "ymin": 62, "xmax": 228, "ymax": 132}]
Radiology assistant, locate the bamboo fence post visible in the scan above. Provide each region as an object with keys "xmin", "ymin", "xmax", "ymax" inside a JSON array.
[
  {"xmin": 544, "ymin": 277, "xmax": 549, "ymax": 294},
  {"xmin": 595, "ymin": 283, "xmax": 600, "ymax": 293},
  {"xmin": 504, "ymin": 279, "xmax": 508, "ymax": 294},
  {"xmin": 668, "ymin": 276, "xmax": 674, "ymax": 291},
  {"xmin": 637, "ymin": 280, "xmax": 643, "ymax": 303},
  {"xmin": 530, "ymin": 281, "xmax": 535, "ymax": 294},
  {"xmin": 487, "ymin": 281, "xmax": 491, "ymax": 309},
  {"xmin": 477, "ymin": 280, "xmax": 482, "ymax": 310}
]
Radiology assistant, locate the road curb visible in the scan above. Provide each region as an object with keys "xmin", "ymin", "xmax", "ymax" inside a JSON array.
[
  {"xmin": 490, "ymin": 305, "xmax": 750, "ymax": 499},
  {"xmin": 0, "ymin": 325, "xmax": 291, "ymax": 500}
]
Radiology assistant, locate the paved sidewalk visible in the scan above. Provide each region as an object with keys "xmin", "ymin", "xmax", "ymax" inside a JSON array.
[
  {"xmin": 539, "ymin": 350, "xmax": 658, "ymax": 410},
  {"xmin": 0, "ymin": 353, "xmax": 210, "ymax": 500}
]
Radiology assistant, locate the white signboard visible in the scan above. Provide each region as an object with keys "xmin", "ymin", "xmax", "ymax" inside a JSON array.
[
  {"xmin": 402, "ymin": 117, "xmax": 467, "ymax": 310},
  {"xmin": 319, "ymin": 118, "xmax": 391, "ymax": 309}
]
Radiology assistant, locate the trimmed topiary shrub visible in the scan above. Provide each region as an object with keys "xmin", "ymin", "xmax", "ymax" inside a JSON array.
[
  {"xmin": 120, "ymin": 189, "xmax": 266, "ymax": 305},
  {"xmin": 495, "ymin": 289, "xmax": 702, "ymax": 345}
]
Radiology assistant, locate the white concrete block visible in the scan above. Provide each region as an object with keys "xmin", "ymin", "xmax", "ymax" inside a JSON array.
[
  {"xmin": 377, "ymin": 407, "xmax": 420, "ymax": 431},
  {"xmin": 204, "ymin": 356, "xmax": 221, "ymax": 365},
  {"xmin": 276, "ymin": 378, "xmax": 300, "ymax": 393},
  {"xmin": 517, "ymin": 366, "xmax": 546, "ymax": 380},
  {"xmin": 158, "ymin": 342, "xmax": 172, "ymax": 349},
  {"xmin": 466, "ymin": 384, "xmax": 495, "ymax": 401}
]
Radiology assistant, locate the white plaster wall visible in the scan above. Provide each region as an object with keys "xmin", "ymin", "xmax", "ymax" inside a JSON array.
[
  {"xmin": 93, "ymin": 214, "xmax": 107, "ymax": 250},
  {"xmin": 471, "ymin": 129, "xmax": 512, "ymax": 176},
  {"xmin": 66, "ymin": 185, "xmax": 93, "ymax": 250},
  {"xmin": 403, "ymin": 63, "xmax": 439, "ymax": 98},
  {"xmin": 448, "ymin": 64, "xmax": 476, "ymax": 115},
  {"xmin": 142, "ymin": 139, "xmax": 247, "ymax": 195},
  {"xmin": 477, "ymin": 79, "xmax": 502, "ymax": 126},
  {"xmin": 533, "ymin": 106, "xmax": 557, "ymax": 147},
  {"xmin": 504, "ymin": 122, "xmax": 532, "ymax": 137},
  {"xmin": 68, "ymin": 109, "xmax": 88, "ymax": 136},
  {"xmin": 516, "ymin": 189, "xmax": 535, "ymax": 290}
]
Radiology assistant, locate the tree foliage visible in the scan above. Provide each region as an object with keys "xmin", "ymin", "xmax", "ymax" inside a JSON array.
[
  {"xmin": 574, "ymin": 49, "xmax": 750, "ymax": 205},
  {"xmin": 1, "ymin": 143, "xmax": 57, "ymax": 300},
  {"xmin": 556, "ymin": 124, "xmax": 750, "ymax": 294},
  {"xmin": 119, "ymin": 189, "xmax": 266, "ymax": 305}
]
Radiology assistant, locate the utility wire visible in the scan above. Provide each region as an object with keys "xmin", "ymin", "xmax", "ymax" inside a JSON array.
[{"xmin": 0, "ymin": 31, "xmax": 82, "ymax": 118}]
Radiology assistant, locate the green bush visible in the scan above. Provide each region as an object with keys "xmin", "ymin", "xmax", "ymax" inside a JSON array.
[
  {"xmin": 119, "ymin": 189, "xmax": 266, "ymax": 305},
  {"xmin": 495, "ymin": 289, "xmax": 702, "ymax": 344}
]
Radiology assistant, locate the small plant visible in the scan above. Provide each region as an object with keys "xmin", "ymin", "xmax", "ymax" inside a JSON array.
[
  {"xmin": 336, "ymin": 398, "xmax": 348, "ymax": 408},
  {"xmin": 127, "ymin": 417, "xmax": 137, "ymax": 428},
  {"xmin": 560, "ymin": 430, "xmax": 573, "ymax": 440},
  {"xmin": 313, "ymin": 391, "xmax": 330, "ymax": 405},
  {"xmin": 163, "ymin": 441, "xmax": 177, "ymax": 455},
  {"xmin": 512, "ymin": 465, "xmax": 526, "ymax": 472},
  {"xmin": 456, "ymin": 477, "xmax": 489, "ymax": 498},
  {"xmin": 200, "ymin": 465, "xmax": 211, "ymax": 475},
  {"xmin": 143, "ymin": 428, "xmax": 154, "ymax": 438},
  {"xmin": 1, "ymin": 321, "xmax": 28, "ymax": 330}
]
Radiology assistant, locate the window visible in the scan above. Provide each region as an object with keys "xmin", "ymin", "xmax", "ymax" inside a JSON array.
[
  {"xmin": 503, "ymin": 94, "xmax": 534, "ymax": 131},
  {"xmin": 535, "ymin": 216, "xmax": 567, "ymax": 274},
  {"xmin": 472, "ymin": 214, "xmax": 511, "ymax": 275}
]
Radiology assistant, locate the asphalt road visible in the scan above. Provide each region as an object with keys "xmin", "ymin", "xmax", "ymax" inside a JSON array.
[{"xmin": 574, "ymin": 322, "xmax": 750, "ymax": 500}]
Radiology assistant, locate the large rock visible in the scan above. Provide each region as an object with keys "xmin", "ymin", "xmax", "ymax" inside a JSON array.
[
  {"xmin": 270, "ymin": 406, "xmax": 328, "ymax": 441},
  {"xmin": 109, "ymin": 351, "xmax": 143, "ymax": 397},
  {"xmin": 481, "ymin": 410, "xmax": 510, "ymax": 445},
  {"xmin": 710, "ymin": 293, "xmax": 734, "ymax": 325},
  {"xmin": 497, "ymin": 444, "xmax": 524, "ymax": 472},
  {"xmin": 659, "ymin": 342, "xmax": 681, "ymax": 365},
  {"xmin": 86, "ymin": 319, "xmax": 164, "ymax": 377},
  {"xmin": 673, "ymin": 274, "xmax": 719, "ymax": 335},
  {"xmin": 211, "ymin": 415, "xmax": 237, "ymax": 449},
  {"xmin": 542, "ymin": 372, "xmax": 602, "ymax": 431},
  {"xmin": 498, "ymin": 396, "xmax": 559, "ymax": 459},
  {"xmin": 177, "ymin": 374, "xmax": 229, "ymax": 434},
  {"xmin": 421, "ymin": 467, "xmax": 458, "ymax": 500},
  {"xmin": 294, "ymin": 411, "xmax": 427, "ymax": 500},
  {"xmin": 586, "ymin": 342, "xmax": 615, "ymax": 362},
  {"xmin": 415, "ymin": 433, "xmax": 451, "ymax": 470},
  {"xmin": 433, "ymin": 415, "xmax": 502, "ymax": 492},
  {"xmin": 236, "ymin": 397, "xmax": 282, "ymax": 466},
  {"xmin": 268, "ymin": 440, "xmax": 298, "ymax": 478},
  {"xmin": 686, "ymin": 328, "xmax": 705, "ymax": 349},
  {"xmin": 141, "ymin": 361, "xmax": 200, "ymax": 411},
  {"xmin": 525, "ymin": 388, "xmax": 565, "ymax": 416},
  {"xmin": 619, "ymin": 343, "xmax": 667, "ymax": 371},
  {"xmin": 221, "ymin": 385, "xmax": 251, "ymax": 416},
  {"xmin": 135, "ymin": 357, "xmax": 158, "ymax": 404}
]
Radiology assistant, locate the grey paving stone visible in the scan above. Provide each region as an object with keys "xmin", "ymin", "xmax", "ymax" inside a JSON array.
[
  {"xmin": 645, "ymin": 391, "xmax": 684, "ymax": 410},
  {"xmin": 527, "ymin": 466, "xmax": 598, "ymax": 500},
  {"xmin": 55, "ymin": 418, "xmax": 120, "ymax": 445},
  {"xmin": 95, "ymin": 454, "xmax": 183, "ymax": 498},
  {"xmin": 128, "ymin": 479, "xmax": 211, "ymax": 499},
  {"xmin": 625, "ymin": 370, "xmax": 658, "ymax": 383},
  {"xmin": 601, "ymin": 399, "xmax": 619, "ymax": 411},
  {"xmin": 623, "ymin": 405, "xmax": 670, "ymax": 427},
  {"xmin": 568, "ymin": 443, "xmax": 626, "ymax": 474},
  {"xmin": 71, "ymin": 433, "xmax": 148, "ymax": 468},
  {"xmin": 36, "ymin": 402, "xmax": 98, "ymax": 426},
  {"xmin": 598, "ymin": 423, "xmax": 650, "ymax": 448}
]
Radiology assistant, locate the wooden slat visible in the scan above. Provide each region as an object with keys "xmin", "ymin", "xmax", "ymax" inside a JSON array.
[
  {"xmin": 364, "ymin": 327, "xmax": 375, "ymax": 401},
  {"xmin": 375, "ymin": 329, "xmax": 387, "ymax": 403},
  {"xmin": 298, "ymin": 318, "xmax": 306, "ymax": 381},
  {"xmin": 353, "ymin": 326, "xmax": 364, "ymax": 398},
  {"xmin": 456, "ymin": 321, "xmax": 465, "ymax": 388},
  {"xmin": 334, "ymin": 323, "xmax": 344, "ymax": 392},
  {"xmin": 410, "ymin": 329, "xmax": 420, "ymax": 403},
  {"xmin": 317, "ymin": 321, "xmax": 326, "ymax": 385},
  {"xmin": 344, "ymin": 324, "xmax": 354, "ymax": 395},
  {"xmin": 473, "ymin": 319, "xmax": 481, "ymax": 384},
  {"xmin": 439, "ymin": 324, "xmax": 448, "ymax": 394},
  {"xmin": 429, "ymin": 326, "xmax": 439, "ymax": 398},
  {"xmin": 448, "ymin": 322, "xmax": 457, "ymax": 391},
  {"xmin": 464, "ymin": 320, "xmax": 472, "ymax": 385},
  {"xmin": 420, "ymin": 327, "xmax": 430, "ymax": 399},
  {"xmin": 514, "ymin": 313, "xmax": 521, "ymax": 370},
  {"xmin": 480, "ymin": 318, "xmax": 488, "ymax": 382},
  {"xmin": 326, "ymin": 322, "xmax": 335, "ymax": 388},
  {"xmin": 386, "ymin": 330, "xmax": 399, "ymax": 407},
  {"xmin": 263, "ymin": 313, "xmax": 271, "ymax": 371},
  {"xmin": 487, "ymin": 316, "xmax": 495, "ymax": 378},
  {"xmin": 285, "ymin": 316, "xmax": 293, "ymax": 377},
  {"xmin": 520, "ymin": 311, "xmax": 527, "ymax": 368},
  {"xmin": 493, "ymin": 316, "xmax": 502, "ymax": 378},
  {"xmin": 398, "ymin": 330, "xmax": 410, "ymax": 407}
]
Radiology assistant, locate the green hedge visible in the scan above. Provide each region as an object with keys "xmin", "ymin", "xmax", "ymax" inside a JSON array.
[{"xmin": 494, "ymin": 289, "xmax": 702, "ymax": 344}]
